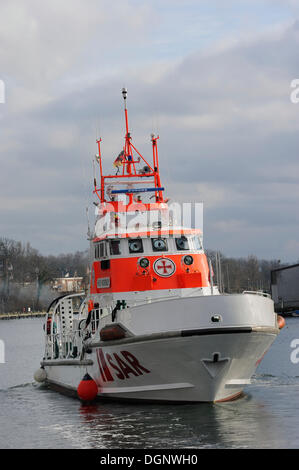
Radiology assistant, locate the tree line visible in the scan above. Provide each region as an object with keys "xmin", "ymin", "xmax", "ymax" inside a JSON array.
[
  {"xmin": 0, "ymin": 237, "xmax": 89, "ymax": 313},
  {"xmin": 0, "ymin": 236, "xmax": 286, "ymax": 313},
  {"xmin": 205, "ymin": 250, "xmax": 283, "ymax": 294}
]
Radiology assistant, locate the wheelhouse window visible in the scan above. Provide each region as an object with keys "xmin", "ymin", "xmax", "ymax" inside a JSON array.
[
  {"xmin": 95, "ymin": 241, "xmax": 107, "ymax": 259},
  {"xmin": 128, "ymin": 238, "xmax": 143, "ymax": 254},
  {"xmin": 100, "ymin": 243, "xmax": 104, "ymax": 257},
  {"xmin": 175, "ymin": 236, "xmax": 189, "ymax": 250},
  {"xmin": 152, "ymin": 238, "xmax": 168, "ymax": 252},
  {"xmin": 191, "ymin": 235, "xmax": 203, "ymax": 251},
  {"xmin": 109, "ymin": 239, "xmax": 121, "ymax": 255}
]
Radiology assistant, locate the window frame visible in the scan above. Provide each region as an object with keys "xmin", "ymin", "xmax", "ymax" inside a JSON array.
[
  {"xmin": 128, "ymin": 238, "xmax": 144, "ymax": 254},
  {"xmin": 191, "ymin": 235, "xmax": 203, "ymax": 251},
  {"xmin": 95, "ymin": 241, "xmax": 108, "ymax": 259},
  {"xmin": 175, "ymin": 236, "xmax": 190, "ymax": 251},
  {"xmin": 109, "ymin": 239, "xmax": 121, "ymax": 256},
  {"xmin": 151, "ymin": 237, "xmax": 168, "ymax": 252}
]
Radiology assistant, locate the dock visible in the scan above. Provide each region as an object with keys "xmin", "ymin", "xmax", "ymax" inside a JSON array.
[{"xmin": 0, "ymin": 312, "xmax": 47, "ymax": 320}]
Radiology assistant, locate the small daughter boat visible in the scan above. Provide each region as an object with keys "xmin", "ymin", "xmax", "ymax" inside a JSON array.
[{"xmin": 35, "ymin": 89, "xmax": 281, "ymax": 403}]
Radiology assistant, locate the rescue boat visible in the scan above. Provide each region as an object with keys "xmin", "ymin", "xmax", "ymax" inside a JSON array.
[{"xmin": 35, "ymin": 89, "xmax": 281, "ymax": 403}]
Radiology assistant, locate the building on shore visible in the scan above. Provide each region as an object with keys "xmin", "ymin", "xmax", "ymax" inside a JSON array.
[{"xmin": 52, "ymin": 275, "xmax": 84, "ymax": 293}]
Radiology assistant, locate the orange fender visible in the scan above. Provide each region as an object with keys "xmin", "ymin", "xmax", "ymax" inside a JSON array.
[{"xmin": 277, "ymin": 315, "xmax": 285, "ymax": 329}]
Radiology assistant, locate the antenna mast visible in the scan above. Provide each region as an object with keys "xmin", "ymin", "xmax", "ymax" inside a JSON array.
[{"xmin": 92, "ymin": 89, "xmax": 165, "ymax": 205}]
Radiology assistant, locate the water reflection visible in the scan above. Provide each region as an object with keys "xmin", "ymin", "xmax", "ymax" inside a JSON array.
[
  {"xmin": 78, "ymin": 400, "xmax": 220, "ymax": 449},
  {"xmin": 1, "ymin": 379, "xmax": 299, "ymax": 449},
  {"xmin": 1, "ymin": 317, "xmax": 299, "ymax": 449},
  {"xmin": 76, "ymin": 390, "xmax": 287, "ymax": 449}
]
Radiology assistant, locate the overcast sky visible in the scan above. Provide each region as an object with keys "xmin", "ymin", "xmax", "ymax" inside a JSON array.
[{"xmin": 1, "ymin": 0, "xmax": 299, "ymax": 261}]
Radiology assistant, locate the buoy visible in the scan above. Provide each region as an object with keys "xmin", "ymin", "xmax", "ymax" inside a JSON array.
[
  {"xmin": 34, "ymin": 367, "xmax": 47, "ymax": 383},
  {"xmin": 77, "ymin": 373, "xmax": 98, "ymax": 402},
  {"xmin": 277, "ymin": 315, "xmax": 286, "ymax": 329}
]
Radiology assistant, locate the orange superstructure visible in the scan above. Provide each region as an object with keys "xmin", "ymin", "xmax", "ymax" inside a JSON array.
[{"xmin": 90, "ymin": 252, "xmax": 210, "ymax": 295}]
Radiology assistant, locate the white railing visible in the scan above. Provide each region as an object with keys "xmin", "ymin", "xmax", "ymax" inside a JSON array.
[
  {"xmin": 44, "ymin": 329, "xmax": 85, "ymax": 360},
  {"xmin": 44, "ymin": 292, "xmax": 86, "ymax": 360}
]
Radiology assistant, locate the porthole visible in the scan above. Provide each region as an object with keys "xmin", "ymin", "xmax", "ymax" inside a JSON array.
[
  {"xmin": 184, "ymin": 255, "xmax": 193, "ymax": 265},
  {"xmin": 139, "ymin": 258, "xmax": 150, "ymax": 268}
]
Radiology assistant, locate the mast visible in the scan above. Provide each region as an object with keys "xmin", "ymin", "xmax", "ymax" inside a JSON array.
[
  {"xmin": 122, "ymin": 88, "xmax": 129, "ymax": 141},
  {"xmin": 96, "ymin": 138, "xmax": 104, "ymax": 202},
  {"xmin": 122, "ymin": 88, "xmax": 133, "ymax": 202},
  {"xmin": 93, "ymin": 89, "xmax": 165, "ymax": 206}
]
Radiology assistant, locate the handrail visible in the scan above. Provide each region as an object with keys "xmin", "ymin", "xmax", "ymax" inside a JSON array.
[
  {"xmin": 44, "ymin": 329, "xmax": 83, "ymax": 360},
  {"xmin": 242, "ymin": 290, "xmax": 271, "ymax": 298}
]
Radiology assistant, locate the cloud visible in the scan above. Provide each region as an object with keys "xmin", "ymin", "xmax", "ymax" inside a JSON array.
[
  {"xmin": 1, "ymin": 2, "xmax": 299, "ymax": 262},
  {"xmin": 0, "ymin": 1, "xmax": 100, "ymax": 82},
  {"xmin": 0, "ymin": 0, "xmax": 152, "ymax": 114}
]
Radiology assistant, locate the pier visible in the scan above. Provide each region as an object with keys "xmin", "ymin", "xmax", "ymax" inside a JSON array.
[{"xmin": 0, "ymin": 312, "xmax": 46, "ymax": 320}]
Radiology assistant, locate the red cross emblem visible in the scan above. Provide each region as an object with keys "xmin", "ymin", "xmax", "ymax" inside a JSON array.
[{"xmin": 153, "ymin": 258, "xmax": 176, "ymax": 277}]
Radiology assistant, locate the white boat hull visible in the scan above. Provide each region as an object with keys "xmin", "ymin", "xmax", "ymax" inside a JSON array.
[{"xmin": 41, "ymin": 293, "xmax": 279, "ymax": 403}]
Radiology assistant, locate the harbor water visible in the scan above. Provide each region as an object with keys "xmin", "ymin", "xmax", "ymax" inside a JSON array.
[{"xmin": 0, "ymin": 316, "xmax": 299, "ymax": 449}]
